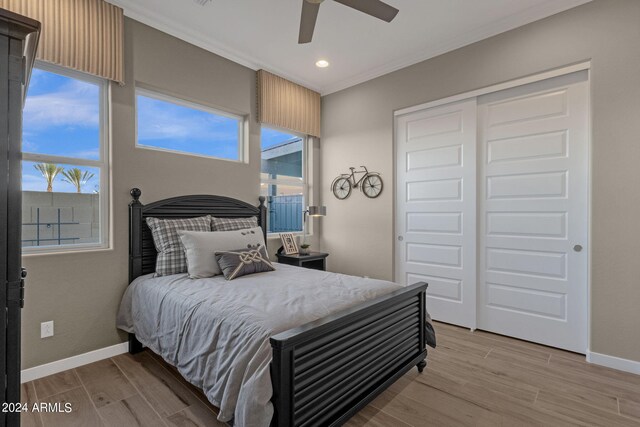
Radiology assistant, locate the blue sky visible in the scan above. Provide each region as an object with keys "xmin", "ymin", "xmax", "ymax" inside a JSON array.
[
  {"xmin": 22, "ymin": 69, "xmax": 100, "ymax": 192},
  {"xmin": 136, "ymin": 97, "xmax": 296, "ymax": 155},
  {"xmin": 22, "ymin": 68, "xmax": 298, "ymax": 193},
  {"xmin": 136, "ymin": 94, "xmax": 241, "ymax": 159},
  {"xmin": 261, "ymin": 127, "xmax": 297, "ymax": 149}
]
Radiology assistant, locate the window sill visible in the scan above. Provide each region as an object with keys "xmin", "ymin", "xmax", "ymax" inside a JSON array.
[
  {"xmin": 22, "ymin": 244, "xmax": 113, "ymax": 257},
  {"xmin": 135, "ymin": 144, "xmax": 247, "ymax": 164},
  {"xmin": 267, "ymin": 232, "xmax": 312, "ymax": 238}
]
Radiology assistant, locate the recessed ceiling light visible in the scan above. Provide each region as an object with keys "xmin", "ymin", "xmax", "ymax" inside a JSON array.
[{"xmin": 315, "ymin": 60, "xmax": 330, "ymax": 68}]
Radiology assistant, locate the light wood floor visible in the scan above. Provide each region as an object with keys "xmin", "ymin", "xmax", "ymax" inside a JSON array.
[{"xmin": 21, "ymin": 322, "xmax": 640, "ymax": 426}]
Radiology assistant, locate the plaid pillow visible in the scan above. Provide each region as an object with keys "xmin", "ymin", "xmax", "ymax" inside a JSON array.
[
  {"xmin": 146, "ymin": 215, "xmax": 212, "ymax": 276},
  {"xmin": 211, "ymin": 216, "xmax": 258, "ymax": 232}
]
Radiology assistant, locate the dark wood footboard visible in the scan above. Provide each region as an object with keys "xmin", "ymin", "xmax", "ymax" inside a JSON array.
[{"xmin": 270, "ymin": 281, "xmax": 428, "ymax": 427}]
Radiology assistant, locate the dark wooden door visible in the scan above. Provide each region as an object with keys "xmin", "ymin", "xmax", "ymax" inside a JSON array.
[
  {"xmin": 0, "ymin": 18, "xmax": 9, "ymax": 419},
  {"xmin": 6, "ymin": 28, "xmax": 24, "ymax": 427},
  {"xmin": 0, "ymin": 8, "xmax": 39, "ymax": 426}
]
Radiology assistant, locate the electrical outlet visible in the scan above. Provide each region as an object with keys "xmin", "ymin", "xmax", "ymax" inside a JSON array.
[{"xmin": 41, "ymin": 321, "xmax": 54, "ymax": 338}]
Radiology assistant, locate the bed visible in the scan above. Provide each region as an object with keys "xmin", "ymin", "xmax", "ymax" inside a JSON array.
[{"xmin": 118, "ymin": 188, "xmax": 433, "ymax": 427}]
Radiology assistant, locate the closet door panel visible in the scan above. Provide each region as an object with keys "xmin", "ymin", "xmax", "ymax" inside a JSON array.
[
  {"xmin": 396, "ymin": 99, "xmax": 477, "ymax": 328},
  {"xmin": 478, "ymin": 73, "xmax": 589, "ymax": 353}
]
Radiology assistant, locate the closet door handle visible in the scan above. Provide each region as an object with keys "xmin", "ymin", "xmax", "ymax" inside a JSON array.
[
  {"xmin": 573, "ymin": 244, "xmax": 583, "ymax": 252},
  {"xmin": 398, "ymin": 236, "xmax": 403, "ymax": 241}
]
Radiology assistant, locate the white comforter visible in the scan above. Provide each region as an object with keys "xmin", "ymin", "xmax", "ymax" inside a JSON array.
[{"xmin": 116, "ymin": 263, "xmax": 404, "ymax": 426}]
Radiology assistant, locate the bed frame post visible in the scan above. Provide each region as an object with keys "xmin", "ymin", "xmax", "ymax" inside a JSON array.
[
  {"xmin": 128, "ymin": 333, "xmax": 144, "ymax": 354},
  {"xmin": 417, "ymin": 289, "xmax": 427, "ymax": 373},
  {"xmin": 270, "ymin": 345, "xmax": 293, "ymax": 427},
  {"xmin": 129, "ymin": 188, "xmax": 143, "ymax": 283},
  {"xmin": 258, "ymin": 196, "xmax": 267, "ymax": 243},
  {"xmin": 128, "ymin": 188, "xmax": 145, "ymax": 355}
]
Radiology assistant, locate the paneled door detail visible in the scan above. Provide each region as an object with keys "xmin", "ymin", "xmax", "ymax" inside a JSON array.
[
  {"xmin": 396, "ymin": 99, "xmax": 477, "ymax": 328},
  {"xmin": 477, "ymin": 73, "xmax": 589, "ymax": 352}
]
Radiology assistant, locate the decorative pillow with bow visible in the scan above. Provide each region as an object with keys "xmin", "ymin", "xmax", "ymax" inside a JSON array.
[{"xmin": 215, "ymin": 244, "xmax": 275, "ymax": 280}]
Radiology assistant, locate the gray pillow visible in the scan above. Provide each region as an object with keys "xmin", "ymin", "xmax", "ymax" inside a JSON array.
[
  {"xmin": 215, "ymin": 245, "xmax": 274, "ymax": 280},
  {"xmin": 178, "ymin": 227, "xmax": 267, "ymax": 279},
  {"xmin": 146, "ymin": 215, "xmax": 212, "ymax": 276},
  {"xmin": 211, "ymin": 216, "xmax": 259, "ymax": 231}
]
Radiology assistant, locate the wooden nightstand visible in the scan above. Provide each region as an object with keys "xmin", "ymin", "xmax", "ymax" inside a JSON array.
[{"xmin": 276, "ymin": 251, "xmax": 329, "ymax": 271}]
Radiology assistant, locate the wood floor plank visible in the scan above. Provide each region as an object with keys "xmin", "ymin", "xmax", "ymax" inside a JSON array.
[
  {"xmin": 165, "ymin": 404, "xmax": 225, "ymax": 427},
  {"xmin": 21, "ymin": 382, "xmax": 43, "ymax": 427},
  {"xmin": 343, "ymin": 405, "xmax": 413, "ymax": 427},
  {"xmin": 435, "ymin": 333, "xmax": 492, "ymax": 359},
  {"xmin": 427, "ymin": 354, "xmax": 540, "ymax": 404},
  {"xmin": 509, "ymin": 355, "xmax": 640, "ymax": 403},
  {"xmin": 485, "ymin": 346, "xmax": 550, "ymax": 367},
  {"xmin": 470, "ymin": 328, "xmax": 585, "ymax": 361},
  {"xmin": 535, "ymin": 390, "xmax": 640, "ymax": 427},
  {"xmin": 548, "ymin": 353, "xmax": 640, "ymax": 387},
  {"xmin": 111, "ymin": 352, "xmax": 194, "ymax": 418},
  {"xmin": 454, "ymin": 382, "xmax": 581, "ymax": 427},
  {"xmin": 38, "ymin": 387, "xmax": 103, "ymax": 427},
  {"xmin": 33, "ymin": 370, "xmax": 81, "ymax": 400},
  {"xmin": 154, "ymin": 356, "xmax": 219, "ymax": 414},
  {"xmin": 436, "ymin": 323, "xmax": 553, "ymax": 363},
  {"xmin": 375, "ymin": 374, "xmax": 505, "ymax": 426},
  {"xmin": 429, "ymin": 348, "xmax": 622, "ymax": 415},
  {"xmin": 98, "ymin": 394, "xmax": 166, "ymax": 427},
  {"xmin": 75, "ymin": 358, "xmax": 137, "ymax": 408},
  {"xmin": 371, "ymin": 390, "xmax": 470, "ymax": 427},
  {"xmin": 619, "ymin": 399, "xmax": 640, "ymax": 421},
  {"xmin": 411, "ymin": 366, "xmax": 579, "ymax": 427}
]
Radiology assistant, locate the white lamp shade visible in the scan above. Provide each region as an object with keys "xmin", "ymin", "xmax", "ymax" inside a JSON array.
[{"xmin": 307, "ymin": 206, "xmax": 326, "ymax": 217}]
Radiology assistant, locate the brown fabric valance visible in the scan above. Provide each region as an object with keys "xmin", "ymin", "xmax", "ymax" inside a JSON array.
[
  {"xmin": 257, "ymin": 70, "xmax": 321, "ymax": 138},
  {"xmin": 0, "ymin": 0, "xmax": 124, "ymax": 84}
]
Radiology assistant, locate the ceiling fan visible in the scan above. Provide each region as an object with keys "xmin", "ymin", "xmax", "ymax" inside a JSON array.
[{"xmin": 299, "ymin": 0, "xmax": 399, "ymax": 44}]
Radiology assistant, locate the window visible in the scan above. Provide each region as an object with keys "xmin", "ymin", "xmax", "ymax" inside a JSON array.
[
  {"xmin": 136, "ymin": 88, "xmax": 244, "ymax": 161},
  {"xmin": 260, "ymin": 127, "xmax": 307, "ymax": 234},
  {"xmin": 22, "ymin": 63, "xmax": 109, "ymax": 252}
]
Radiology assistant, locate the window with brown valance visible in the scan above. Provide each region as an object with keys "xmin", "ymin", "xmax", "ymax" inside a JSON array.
[
  {"xmin": 0, "ymin": 0, "xmax": 124, "ymax": 84},
  {"xmin": 257, "ymin": 70, "xmax": 321, "ymax": 138}
]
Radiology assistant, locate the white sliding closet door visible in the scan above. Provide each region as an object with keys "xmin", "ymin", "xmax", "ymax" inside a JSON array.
[
  {"xmin": 477, "ymin": 73, "xmax": 589, "ymax": 352},
  {"xmin": 395, "ymin": 99, "xmax": 477, "ymax": 328}
]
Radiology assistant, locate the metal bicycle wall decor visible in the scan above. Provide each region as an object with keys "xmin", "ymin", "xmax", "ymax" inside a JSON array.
[{"xmin": 331, "ymin": 166, "xmax": 383, "ymax": 199}]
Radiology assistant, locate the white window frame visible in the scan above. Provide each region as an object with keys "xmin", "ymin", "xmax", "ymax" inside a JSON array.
[
  {"xmin": 135, "ymin": 86, "xmax": 246, "ymax": 163},
  {"xmin": 22, "ymin": 61, "xmax": 111, "ymax": 255},
  {"xmin": 260, "ymin": 125, "xmax": 310, "ymax": 236}
]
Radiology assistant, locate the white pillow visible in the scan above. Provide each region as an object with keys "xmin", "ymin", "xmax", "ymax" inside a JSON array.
[{"xmin": 178, "ymin": 227, "xmax": 266, "ymax": 279}]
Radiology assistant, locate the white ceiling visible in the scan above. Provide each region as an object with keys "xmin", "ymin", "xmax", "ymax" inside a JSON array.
[{"xmin": 107, "ymin": 0, "xmax": 591, "ymax": 95}]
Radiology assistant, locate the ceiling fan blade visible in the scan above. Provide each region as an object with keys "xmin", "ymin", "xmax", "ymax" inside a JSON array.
[
  {"xmin": 333, "ymin": 0, "xmax": 399, "ymax": 22},
  {"xmin": 299, "ymin": 0, "xmax": 321, "ymax": 44}
]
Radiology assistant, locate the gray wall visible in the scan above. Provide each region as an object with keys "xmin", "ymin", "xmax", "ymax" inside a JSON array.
[
  {"xmin": 320, "ymin": 0, "xmax": 640, "ymax": 362},
  {"xmin": 21, "ymin": 18, "xmax": 319, "ymax": 368}
]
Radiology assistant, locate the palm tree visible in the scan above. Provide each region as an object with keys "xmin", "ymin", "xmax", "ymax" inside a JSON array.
[
  {"xmin": 33, "ymin": 163, "xmax": 64, "ymax": 192},
  {"xmin": 61, "ymin": 168, "xmax": 95, "ymax": 193}
]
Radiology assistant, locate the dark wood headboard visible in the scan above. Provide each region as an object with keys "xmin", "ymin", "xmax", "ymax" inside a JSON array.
[{"xmin": 128, "ymin": 188, "xmax": 267, "ymax": 282}]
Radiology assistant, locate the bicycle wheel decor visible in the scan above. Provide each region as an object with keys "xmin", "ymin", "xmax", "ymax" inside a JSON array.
[
  {"xmin": 361, "ymin": 173, "xmax": 383, "ymax": 198},
  {"xmin": 332, "ymin": 175, "xmax": 352, "ymax": 200},
  {"xmin": 332, "ymin": 166, "xmax": 383, "ymax": 200}
]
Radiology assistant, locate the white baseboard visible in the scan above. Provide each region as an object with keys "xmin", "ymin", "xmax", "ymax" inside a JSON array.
[
  {"xmin": 587, "ymin": 350, "xmax": 640, "ymax": 375},
  {"xmin": 21, "ymin": 342, "xmax": 128, "ymax": 383}
]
